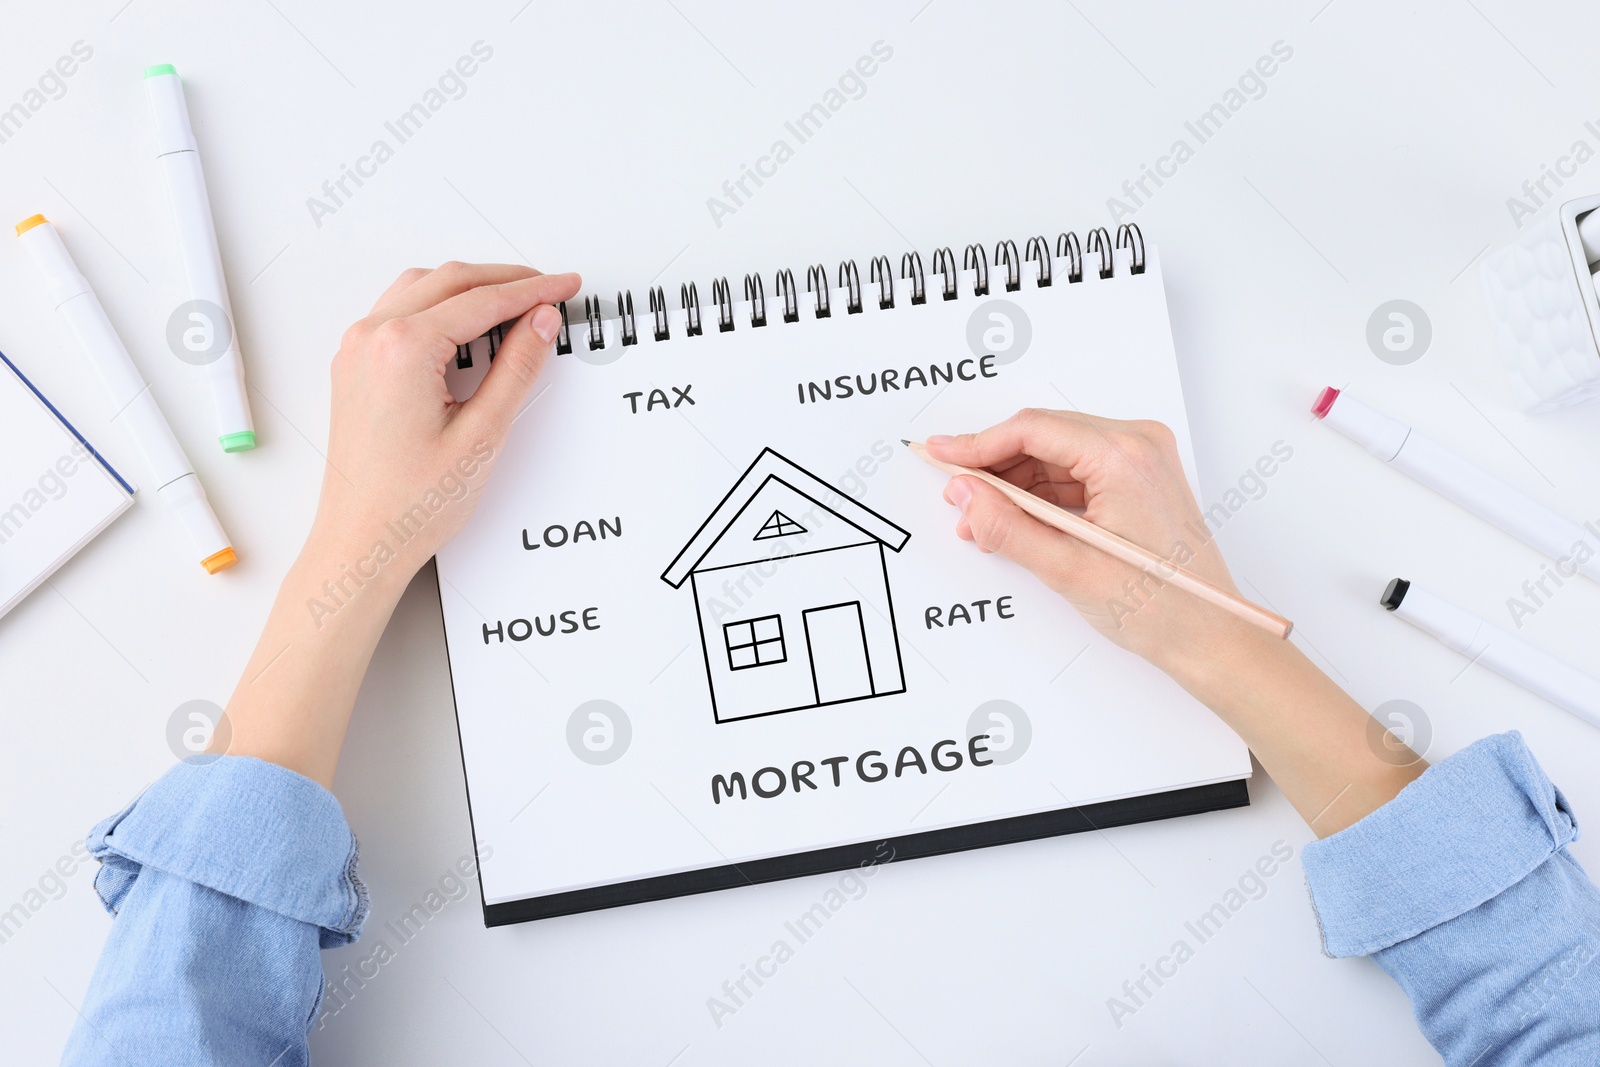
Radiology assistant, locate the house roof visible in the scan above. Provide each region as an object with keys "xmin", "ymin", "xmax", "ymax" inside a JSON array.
[{"xmin": 661, "ymin": 448, "xmax": 911, "ymax": 589}]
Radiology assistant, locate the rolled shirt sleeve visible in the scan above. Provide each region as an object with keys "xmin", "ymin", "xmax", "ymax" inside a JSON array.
[
  {"xmin": 61, "ymin": 755, "xmax": 367, "ymax": 1067},
  {"xmin": 1302, "ymin": 731, "xmax": 1600, "ymax": 1066}
]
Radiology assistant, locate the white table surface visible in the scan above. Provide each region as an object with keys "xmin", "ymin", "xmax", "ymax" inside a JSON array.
[{"xmin": 4, "ymin": 1, "xmax": 1598, "ymax": 1063}]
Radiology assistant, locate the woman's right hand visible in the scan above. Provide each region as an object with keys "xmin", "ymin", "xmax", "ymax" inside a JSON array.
[
  {"xmin": 927, "ymin": 408, "xmax": 1427, "ymax": 836},
  {"xmin": 924, "ymin": 408, "xmax": 1251, "ymax": 678}
]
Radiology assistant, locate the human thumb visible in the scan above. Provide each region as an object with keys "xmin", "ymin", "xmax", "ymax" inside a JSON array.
[{"xmin": 463, "ymin": 303, "xmax": 563, "ymax": 434}]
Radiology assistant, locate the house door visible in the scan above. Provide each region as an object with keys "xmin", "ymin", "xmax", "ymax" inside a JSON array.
[{"xmin": 803, "ymin": 601, "xmax": 873, "ymax": 705}]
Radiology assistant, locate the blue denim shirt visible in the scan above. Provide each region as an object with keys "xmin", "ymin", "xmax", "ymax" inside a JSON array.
[
  {"xmin": 60, "ymin": 756, "xmax": 366, "ymax": 1067},
  {"xmin": 61, "ymin": 733, "xmax": 1600, "ymax": 1065},
  {"xmin": 1301, "ymin": 732, "xmax": 1600, "ymax": 1064}
]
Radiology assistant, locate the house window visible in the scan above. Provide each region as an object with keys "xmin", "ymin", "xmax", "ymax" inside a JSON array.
[
  {"xmin": 753, "ymin": 509, "xmax": 806, "ymax": 540},
  {"xmin": 724, "ymin": 614, "xmax": 786, "ymax": 670}
]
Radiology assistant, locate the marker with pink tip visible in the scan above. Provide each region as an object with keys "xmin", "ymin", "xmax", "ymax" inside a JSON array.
[{"xmin": 1313, "ymin": 386, "xmax": 1600, "ymax": 583}]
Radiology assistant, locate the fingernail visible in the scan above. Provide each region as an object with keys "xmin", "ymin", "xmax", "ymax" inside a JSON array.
[
  {"xmin": 530, "ymin": 305, "xmax": 561, "ymax": 344},
  {"xmin": 946, "ymin": 478, "xmax": 971, "ymax": 511},
  {"xmin": 926, "ymin": 434, "xmax": 955, "ymax": 448}
]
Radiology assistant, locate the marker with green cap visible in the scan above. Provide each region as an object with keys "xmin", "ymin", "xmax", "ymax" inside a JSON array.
[{"xmin": 145, "ymin": 63, "xmax": 257, "ymax": 453}]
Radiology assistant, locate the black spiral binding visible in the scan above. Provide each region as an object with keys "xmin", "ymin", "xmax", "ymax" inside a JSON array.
[
  {"xmin": 902, "ymin": 252, "xmax": 926, "ymax": 305},
  {"xmin": 775, "ymin": 269, "xmax": 798, "ymax": 323},
  {"xmin": 1057, "ymin": 231, "xmax": 1083, "ymax": 283},
  {"xmin": 1116, "ymin": 223, "xmax": 1146, "ymax": 275},
  {"xmin": 711, "ymin": 277, "xmax": 735, "ymax": 333},
  {"xmin": 1086, "ymin": 227, "xmax": 1113, "ymax": 280},
  {"xmin": 805, "ymin": 265, "xmax": 831, "ymax": 318},
  {"xmin": 839, "ymin": 260, "xmax": 862, "ymax": 314},
  {"xmin": 869, "ymin": 255, "xmax": 894, "ymax": 309},
  {"xmin": 648, "ymin": 286, "xmax": 669, "ymax": 341},
  {"xmin": 995, "ymin": 239, "xmax": 1021, "ymax": 292},
  {"xmin": 617, "ymin": 291, "xmax": 637, "ymax": 346},
  {"xmin": 1025, "ymin": 236, "xmax": 1051, "ymax": 287},
  {"xmin": 965, "ymin": 244, "xmax": 989, "ymax": 296},
  {"xmin": 931, "ymin": 248, "xmax": 958, "ymax": 300},
  {"xmin": 583, "ymin": 295, "xmax": 605, "ymax": 350},
  {"xmin": 535, "ymin": 223, "xmax": 1146, "ymax": 356},
  {"xmin": 744, "ymin": 273, "xmax": 767, "ymax": 327},
  {"xmin": 455, "ymin": 320, "xmax": 508, "ymax": 368},
  {"xmin": 681, "ymin": 282, "xmax": 702, "ymax": 336}
]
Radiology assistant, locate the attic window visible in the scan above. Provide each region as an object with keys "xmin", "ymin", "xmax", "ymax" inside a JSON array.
[{"xmin": 752, "ymin": 509, "xmax": 806, "ymax": 540}]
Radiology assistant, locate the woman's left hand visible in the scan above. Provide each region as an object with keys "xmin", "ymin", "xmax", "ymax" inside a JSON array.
[{"xmin": 315, "ymin": 262, "xmax": 582, "ymax": 574}]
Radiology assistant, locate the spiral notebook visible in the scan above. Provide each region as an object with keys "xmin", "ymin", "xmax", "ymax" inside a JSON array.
[
  {"xmin": 1, "ymin": 350, "xmax": 134, "ymax": 620},
  {"xmin": 437, "ymin": 226, "xmax": 1252, "ymax": 925}
]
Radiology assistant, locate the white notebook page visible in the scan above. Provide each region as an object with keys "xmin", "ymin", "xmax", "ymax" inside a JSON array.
[
  {"xmin": 1, "ymin": 355, "xmax": 133, "ymax": 619},
  {"xmin": 439, "ymin": 244, "xmax": 1251, "ymax": 907}
]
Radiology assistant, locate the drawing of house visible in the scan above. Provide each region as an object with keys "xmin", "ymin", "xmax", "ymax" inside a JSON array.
[{"xmin": 661, "ymin": 448, "xmax": 911, "ymax": 724}]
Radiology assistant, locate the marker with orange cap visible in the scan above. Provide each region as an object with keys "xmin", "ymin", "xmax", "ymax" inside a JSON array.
[{"xmin": 16, "ymin": 214, "xmax": 237, "ymax": 573}]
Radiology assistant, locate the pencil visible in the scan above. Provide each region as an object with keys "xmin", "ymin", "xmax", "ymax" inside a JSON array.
[{"xmin": 903, "ymin": 439, "xmax": 1293, "ymax": 639}]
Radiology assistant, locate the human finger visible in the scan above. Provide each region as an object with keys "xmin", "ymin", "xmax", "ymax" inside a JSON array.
[
  {"xmin": 412, "ymin": 272, "xmax": 582, "ymax": 348},
  {"xmin": 923, "ymin": 408, "xmax": 1124, "ymax": 476},
  {"xmin": 378, "ymin": 261, "xmax": 544, "ymax": 320},
  {"xmin": 368, "ymin": 267, "xmax": 433, "ymax": 315}
]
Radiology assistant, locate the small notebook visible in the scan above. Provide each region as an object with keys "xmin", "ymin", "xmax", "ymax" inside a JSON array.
[
  {"xmin": 438, "ymin": 226, "xmax": 1252, "ymax": 925},
  {"xmin": 0, "ymin": 350, "xmax": 134, "ymax": 620}
]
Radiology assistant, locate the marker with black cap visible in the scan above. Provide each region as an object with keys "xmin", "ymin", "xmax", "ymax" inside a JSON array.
[{"xmin": 1382, "ymin": 577, "xmax": 1600, "ymax": 728}]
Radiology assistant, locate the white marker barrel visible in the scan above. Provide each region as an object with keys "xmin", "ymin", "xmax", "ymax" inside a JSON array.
[
  {"xmin": 1384, "ymin": 579, "xmax": 1600, "ymax": 728},
  {"xmin": 1319, "ymin": 389, "xmax": 1600, "ymax": 583},
  {"xmin": 19, "ymin": 218, "xmax": 191, "ymax": 486},
  {"xmin": 17, "ymin": 215, "xmax": 237, "ymax": 572},
  {"xmin": 146, "ymin": 64, "xmax": 255, "ymax": 452}
]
